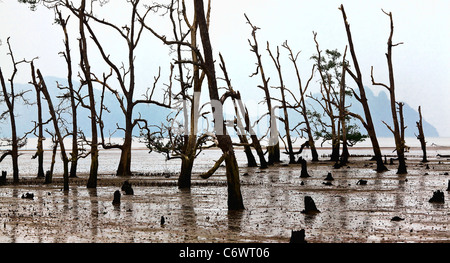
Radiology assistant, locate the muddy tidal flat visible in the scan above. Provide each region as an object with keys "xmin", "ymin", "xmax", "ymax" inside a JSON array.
[{"xmin": 1, "ymin": 146, "xmax": 450, "ymax": 243}]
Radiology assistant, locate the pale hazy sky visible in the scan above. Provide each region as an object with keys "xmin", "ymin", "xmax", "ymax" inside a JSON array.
[{"xmin": 0, "ymin": 0, "xmax": 449, "ymax": 136}]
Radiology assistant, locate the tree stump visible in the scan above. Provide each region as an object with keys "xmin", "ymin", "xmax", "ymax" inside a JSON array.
[
  {"xmin": 44, "ymin": 170, "xmax": 52, "ymax": 184},
  {"xmin": 324, "ymin": 172, "xmax": 334, "ymax": 181},
  {"xmin": 21, "ymin": 193, "xmax": 34, "ymax": 200},
  {"xmin": 299, "ymin": 157, "xmax": 310, "ymax": 178},
  {"xmin": 112, "ymin": 190, "xmax": 121, "ymax": 205},
  {"xmin": 289, "ymin": 229, "xmax": 307, "ymax": 243},
  {"xmin": 301, "ymin": 196, "xmax": 320, "ymax": 214},
  {"xmin": 429, "ymin": 190, "xmax": 444, "ymax": 203},
  {"xmin": 121, "ymin": 180, "xmax": 134, "ymax": 195},
  {"xmin": 0, "ymin": 171, "xmax": 6, "ymax": 185}
]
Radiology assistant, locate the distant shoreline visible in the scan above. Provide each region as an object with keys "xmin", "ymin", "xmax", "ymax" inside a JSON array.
[{"xmin": 8, "ymin": 136, "xmax": 450, "ymax": 151}]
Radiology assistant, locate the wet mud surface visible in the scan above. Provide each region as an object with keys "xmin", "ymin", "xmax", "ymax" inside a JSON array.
[{"xmin": 1, "ymin": 152, "xmax": 450, "ymax": 243}]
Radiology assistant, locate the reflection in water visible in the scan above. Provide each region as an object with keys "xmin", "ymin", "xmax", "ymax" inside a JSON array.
[
  {"xmin": 2, "ymin": 151, "xmax": 450, "ymax": 242},
  {"xmin": 88, "ymin": 188, "xmax": 99, "ymax": 241},
  {"xmin": 178, "ymin": 189, "xmax": 197, "ymax": 242},
  {"xmin": 227, "ymin": 209, "xmax": 244, "ymax": 233}
]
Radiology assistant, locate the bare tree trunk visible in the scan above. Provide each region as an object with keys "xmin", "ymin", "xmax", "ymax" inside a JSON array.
[
  {"xmin": 30, "ymin": 68, "xmax": 45, "ymax": 178},
  {"xmin": 397, "ymin": 102, "xmax": 407, "ymax": 173},
  {"xmin": 267, "ymin": 43, "xmax": 295, "ymax": 164},
  {"xmin": 416, "ymin": 106, "xmax": 428, "ymax": 163},
  {"xmin": 371, "ymin": 10, "xmax": 406, "ymax": 174},
  {"xmin": 282, "ymin": 42, "xmax": 319, "ymax": 162},
  {"xmin": 245, "ymin": 14, "xmax": 280, "ymax": 165},
  {"xmin": 36, "ymin": 68, "xmax": 70, "ymax": 191},
  {"xmin": 339, "ymin": 51, "xmax": 350, "ymax": 166},
  {"xmin": 116, "ymin": 110, "xmax": 133, "ymax": 176},
  {"xmin": 56, "ymin": 8, "xmax": 79, "ymax": 178},
  {"xmin": 76, "ymin": 0, "xmax": 99, "ymax": 188},
  {"xmin": 218, "ymin": 53, "xmax": 264, "ymax": 168},
  {"xmin": 339, "ymin": 4, "xmax": 387, "ymax": 172},
  {"xmin": 0, "ymin": 39, "xmax": 22, "ymax": 184},
  {"xmin": 195, "ymin": 0, "xmax": 244, "ymax": 210}
]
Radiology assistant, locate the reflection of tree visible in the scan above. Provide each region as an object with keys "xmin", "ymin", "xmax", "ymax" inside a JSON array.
[{"xmin": 178, "ymin": 188, "xmax": 198, "ymax": 242}]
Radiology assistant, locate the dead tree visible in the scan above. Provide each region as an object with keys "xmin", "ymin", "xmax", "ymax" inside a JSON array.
[
  {"xmin": 138, "ymin": 0, "xmax": 210, "ymax": 188},
  {"xmin": 339, "ymin": 4, "xmax": 388, "ymax": 172},
  {"xmin": 416, "ymin": 106, "xmax": 427, "ymax": 163},
  {"xmin": 267, "ymin": 43, "xmax": 296, "ymax": 164},
  {"xmin": 370, "ymin": 9, "xmax": 406, "ymax": 174},
  {"xmin": 76, "ymin": 0, "xmax": 172, "ymax": 177},
  {"xmin": 219, "ymin": 53, "xmax": 268, "ymax": 169},
  {"xmin": 34, "ymin": 66, "xmax": 70, "ymax": 191},
  {"xmin": 60, "ymin": 0, "xmax": 101, "ymax": 188},
  {"xmin": 245, "ymin": 14, "xmax": 280, "ymax": 165},
  {"xmin": 56, "ymin": 7, "xmax": 80, "ymax": 178},
  {"xmin": 338, "ymin": 46, "xmax": 350, "ymax": 166},
  {"xmin": 282, "ymin": 41, "xmax": 319, "ymax": 161},
  {"xmin": 29, "ymin": 61, "xmax": 45, "ymax": 179},
  {"xmin": 0, "ymin": 37, "xmax": 30, "ymax": 183},
  {"xmin": 194, "ymin": 0, "xmax": 244, "ymax": 210}
]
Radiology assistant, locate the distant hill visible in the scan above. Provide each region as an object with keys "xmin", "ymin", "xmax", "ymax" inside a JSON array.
[
  {"xmin": 349, "ymin": 87, "xmax": 438, "ymax": 137},
  {"xmin": 0, "ymin": 76, "xmax": 172, "ymax": 138},
  {"xmin": 278, "ymin": 86, "xmax": 439, "ymax": 138},
  {"xmin": 0, "ymin": 78, "xmax": 438, "ymax": 141}
]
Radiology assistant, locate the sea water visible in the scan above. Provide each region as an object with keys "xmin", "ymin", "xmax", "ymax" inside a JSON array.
[{"xmin": 0, "ymin": 137, "xmax": 449, "ymax": 176}]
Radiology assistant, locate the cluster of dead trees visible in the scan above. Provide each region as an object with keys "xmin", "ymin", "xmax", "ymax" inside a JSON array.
[{"xmin": 0, "ymin": 1, "xmax": 429, "ymax": 210}]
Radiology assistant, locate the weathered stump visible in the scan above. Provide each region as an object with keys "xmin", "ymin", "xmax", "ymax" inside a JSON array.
[
  {"xmin": 0, "ymin": 171, "xmax": 6, "ymax": 185},
  {"xmin": 112, "ymin": 190, "xmax": 121, "ymax": 205},
  {"xmin": 324, "ymin": 172, "xmax": 334, "ymax": 181},
  {"xmin": 429, "ymin": 190, "xmax": 444, "ymax": 203},
  {"xmin": 44, "ymin": 170, "xmax": 52, "ymax": 184},
  {"xmin": 121, "ymin": 180, "xmax": 134, "ymax": 195},
  {"xmin": 299, "ymin": 157, "xmax": 310, "ymax": 178},
  {"xmin": 301, "ymin": 196, "xmax": 320, "ymax": 214},
  {"xmin": 289, "ymin": 229, "xmax": 307, "ymax": 243}
]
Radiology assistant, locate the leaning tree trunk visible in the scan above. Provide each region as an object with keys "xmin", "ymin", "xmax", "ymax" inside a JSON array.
[
  {"xmin": 416, "ymin": 106, "xmax": 427, "ymax": 163},
  {"xmin": 195, "ymin": 0, "xmax": 244, "ymax": 210},
  {"xmin": 57, "ymin": 9, "xmax": 79, "ymax": 178},
  {"xmin": 340, "ymin": 4, "xmax": 387, "ymax": 172},
  {"xmin": 371, "ymin": 10, "xmax": 406, "ymax": 174},
  {"xmin": 37, "ymin": 69, "xmax": 70, "ymax": 191}
]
